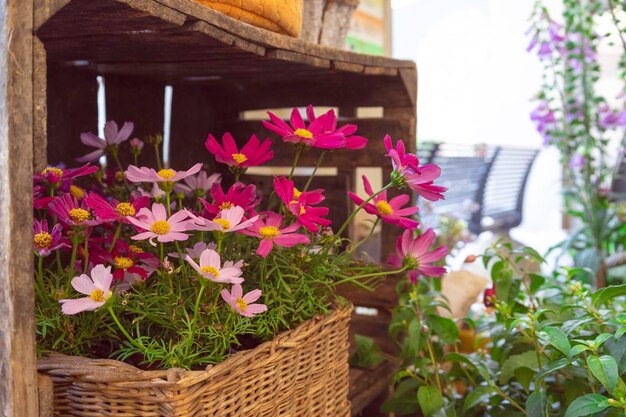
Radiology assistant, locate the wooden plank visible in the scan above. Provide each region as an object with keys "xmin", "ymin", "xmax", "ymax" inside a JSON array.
[
  {"xmin": 266, "ymin": 49, "xmax": 331, "ymax": 69},
  {"xmin": 46, "ymin": 65, "xmax": 98, "ymax": 165},
  {"xmin": 37, "ymin": 373, "xmax": 54, "ymax": 417},
  {"xmin": 0, "ymin": 0, "xmax": 39, "ymax": 415},
  {"xmin": 33, "ymin": 37, "xmax": 47, "ymax": 170},
  {"xmin": 34, "ymin": 0, "xmax": 71, "ymax": 30},
  {"xmin": 332, "ymin": 61, "xmax": 364, "ymax": 73},
  {"xmin": 189, "ymin": 21, "xmax": 266, "ymax": 56},
  {"xmin": 349, "ymin": 361, "xmax": 396, "ymax": 416}
]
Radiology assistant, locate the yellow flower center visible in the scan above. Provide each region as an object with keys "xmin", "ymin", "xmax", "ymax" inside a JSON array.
[
  {"xmin": 219, "ymin": 202, "xmax": 234, "ymax": 210},
  {"xmin": 89, "ymin": 289, "xmax": 110, "ymax": 302},
  {"xmin": 115, "ymin": 171, "xmax": 125, "ymax": 182},
  {"xmin": 232, "ymin": 153, "xmax": 248, "ymax": 165},
  {"xmin": 376, "ymin": 201, "xmax": 394, "ymax": 215},
  {"xmin": 42, "ymin": 167, "xmax": 63, "ymax": 177},
  {"xmin": 214, "ymin": 218, "xmax": 231, "ymax": 230},
  {"xmin": 294, "ymin": 128, "xmax": 313, "ymax": 139},
  {"xmin": 69, "ymin": 185, "xmax": 85, "ymax": 199},
  {"xmin": 151, "ymin": 220, "xmax": 171, "ymax": 235},
  {"xmin": 69, "ymin": 208, "xmax": 91, "ymax": 223},
  {"xmin": 259, "ymin": 226, "xmax": 280, "ymax": 239},
  {"xmin": 201, "ymin": 266, "xmax": 220, "ymax": 277},
  {"xmin": 34, "ymin": 232, "xmax": 53, "ymax": 249},
  {"xmin": 236, "ymin": 298, "xmax": 248, "ymax": 311},
  {"xmin": 115, "ymin": 202, "xmax": 136, "ymax": 216},
  {"xmin": 299, "ymin": 206, "xmax": 306, "ymax": 215},
  {"xmin": 157, "ymin": 169, "xmax": 176, "ymax": 180},
  {"xmin": 293, "ymin": 188, "xmax": 302, "ymax": 199},
  {"xmin": 114, "ymin": 256, "xmax": 134, "ymax": 270},
  {"xmin": 129, "ymin": 245, "xmax": 144, "ymax": 254}
]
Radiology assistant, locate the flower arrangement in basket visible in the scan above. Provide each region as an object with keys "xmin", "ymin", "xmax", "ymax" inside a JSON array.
[{"xmin": 33, "ymin": 105, "xmax": 447, "ymax": 415}]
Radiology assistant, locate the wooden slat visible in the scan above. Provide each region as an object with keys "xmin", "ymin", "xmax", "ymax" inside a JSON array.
[
  {"xmin": 0, "ymin": 0, "xmax": 39, "ymax": 415},
  {"xmin": 33, "ymin": 37, "xmax": 47, "ymax": 170},
  {"xmin": 349, "ymin": 361, "xmax": 396, "ymax": 416}
]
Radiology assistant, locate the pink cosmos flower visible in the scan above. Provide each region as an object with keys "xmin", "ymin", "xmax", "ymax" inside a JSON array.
[
  {"xmin": 169, "ymin": 241, "xmax": 218, "ymax": 259},
  {"xmin": 33, "ymin": 219, "xmax": 68, "ymax": 256},
  {"xmin": 384, "ymin": 135, "xmax": 446, "ymax": 201},
  {"xmin": 306, "ymin": 105, "xmax": 367, "ymax": 149},
  {"xmin": 125, "ymin": 163, "xmax": 202, "ymax": 184},
  {"xmin": 205, "ymin": 133, "xmax": 274, "ymax": 168},
  {"xmin": 200, "ymin": 183, "xmax": 258, "ymax": 218},
  {"xmin": 133, "ymin": 182, "xmax": 166, "ymax": 201},
  {"xmin": 186, "ymin": 206, "xmax": 258, "ymax": 233},
  {"xmin": 348, "ymin": 175, "xmax": 420, "ymax": 229},
  {"xmin": 59, "ymin": 264, "xmax": 114, "ymax": 315},
  {"xmin": 90, "ymin": 239, "xmax": 159, "ymax": 282},
  {"xmin": 126, "ymin": 203, "xmax": 191, "ymax": 246},
  {"xmin": 34, "ymin": 164, "xmax": 98, "ymax": 187},
  {"xmin": 129, "ymin": 138, "xmax": 144, "ymax": 151},
  {"xmin": 77, "ymin": 121, "xmax": 134, "ymax": 162},
  {"xmin": 388, "ymin": 229, "xmax": 448, "ymax": 282},
  {"xmin": 174, "ymin": 171, "xmax": 222, "ymax": 198},
  {"xmin": 185, "ymin": 249, "xmax": 244, "ymax": 284},
  {"xmin": 243, "ymin": 213, "xmax": 310, "ymax": 258},
  {"xmin": 274, "ymin": 176, "xmax": 330, "ymax": 232},
  {"xmin": 85, "ymin": 192, "xmax": 149, "ymax": 223},
  {"xmin": 262, "ymin": 106, "xmax": 345, "ymax": 149},
  {"xmin": 49, "ymin": 193, "xmax": 102, "ymax": 227},
  {"xmin": 221, "ymin": 284, "xmax": 267, "ymax": 317}
]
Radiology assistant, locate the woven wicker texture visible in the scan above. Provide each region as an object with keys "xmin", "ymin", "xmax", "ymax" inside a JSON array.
[
  {"xmin": 191, "ymin": 0, "xmax": 303, "ymax": 37},
  {"xmin": 38, "ymin": 305, "xmax": 352, "ymax": 416}
]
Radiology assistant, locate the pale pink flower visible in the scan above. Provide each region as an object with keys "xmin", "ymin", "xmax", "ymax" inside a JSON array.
[
  {"xmin": 77, "ymin": 121, "xmax": 134, "ymax": 162},
  {"xmin": 186, "ymin": 206, "xmax": 258, "ymax": 233},
  {"xmin": 129, "ymin": 138, "xmax": 144, "ymax": 151},
  {"xmin": 221, "ymin": 284, "xmax": 267, "ymax": 317},
  {"xmin": 125, "ymin": 163, "xmax": 202, "ymax": 184},
  {"xmin": 126, "ymin": 203, "xmax": 191, "ymax": 246},
  {"xmin": 59, "ymin": 264, "xmax": 114, "ymax": 315},
  {"xmin": 169, "ymin": 241, "xmax": 217, "ymax": 259},
  {"xmin": 173, "ymin": 171, "xmax": 222, "ymax": 198},
  {"xmin": 185, "ymin": 249, "xmax": 244, "ymax": 284}
]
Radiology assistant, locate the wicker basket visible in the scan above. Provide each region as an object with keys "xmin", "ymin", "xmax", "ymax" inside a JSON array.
[{"xmin": 37, "ymin": 304, "xmax": 352, "ymax": 416}]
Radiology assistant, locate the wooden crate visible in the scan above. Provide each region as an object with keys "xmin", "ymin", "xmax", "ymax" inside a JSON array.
[{"xmin": 0, "ymin": 1, "xmax": 417, "ymax": 415}]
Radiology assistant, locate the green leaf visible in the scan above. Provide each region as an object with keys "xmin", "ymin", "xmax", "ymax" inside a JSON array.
[
  {"xmin": 463, "ymin": 386, "xmax": 494, "ymax": 413},
  {"xmin": 394, "ymin": 378, "xmax": 420, "ymax": 398},
  {"xmin": 526, "ymin": 389, "xmax": 547, "ymax": 417},
  {"xmin": 514, "ymin": 367, "xmax": 536, "ymax": 392},
  {"xmin": 444, "ymin": 352, "xmax": 490, "ymax": 381},
  {"xmin": 568, "ymin": 344, "xmax": 590, "ymax": 357},
  {"xmin": 418, "ymin": 385, "xmax": 444, "ymax": 417},
  {"xmin": 593, "ymin": 333, "xmax": 613, "ymax": 349},
  {"xmin": 539, "ymin": 326, "xmax": 571, "ymax": 357},
  {"xmin": 499, "ymin": 351, "xmax": 539, "ymax": 385},
  {"xmin": 535, "ymin": 358, "xmax": 571, "ymax": 382},
  {"xmin": 564, "ymin": 394, "xmax": 611, "ymax": 417},
  {"xmin": 530, "ymin": 274, "xmax": 546, "ymax": 293},
  {"xmin": 605, "ymin": 336, "xmax": 626, "ymax": 373},
  {"xmin": 592, "ymin": 284, "xmax": 626, "ymax": 308},
  {"xmin": 587, "ymin": 355, "xmax": 618, "ymax": 394},
  {"xmin": 381, "ymin": 396, "xmax": 420, "ymax": 414},
  {"xmin": 562, "ymin": 379, "xmax": 592, "ymax": 404},
  {"xmin": 429, "ymin": 315, "xmax": 459, "ymax": 344}
]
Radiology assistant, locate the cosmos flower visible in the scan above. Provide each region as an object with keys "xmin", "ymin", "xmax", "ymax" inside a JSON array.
[
  {"xmin": 174, "ymin": 171, "xmax": 222, "ymax": 198},
  {"xmin": 262, "ymin": 106, "xmax": 345, "ymax": 149},
  {"xmin": 126, "ymin": 203, "xmax": 191, "ymax": 246},
  {"xmin": 33, "ymin": 219, "xmax": 67, "ymax": 256},
  {"xmin": 77, "ymin": 121, "xmax": 134, "ymax": 162},
  {"xmin": 125, "ymin": 163, "xmax": 202, "ymax": 184},
  {"xmin": 48, "ymin": 193, "xmax": 102, "ymax": 227},
  {"xmin": 34, "ymin": 164, "xmax": 98, "ymax": 188},
  {"xmin": 205, "ymin": 133, "xmax": 274, "ymax": 168},
  {"xmin": 186, "ymin": 206, "xmax": 258, "ymax": 233},
  {"xmin": 221, "ymin": 284, "xmax": 267, "ymax": 317},
  {"xmin": 200, "ymin": 183, "xmax": 258, "ymax": 218},
  {"xmin": 85, "ymin": 192, "xmax": 149, "ymax": 223},
  {"xmin": 59, "ymin": 264, "xmax": 114, "ymax": 315},
  {"xmin": 243, "ymin": 213, "xmax": 310, "ymax": 258},
  {"xmin": 388, "ymin": 229, "xmax": 448, "ymax": 282},
  {"xmin": 185, "ymin": 249, "xmax": 244, "ymax": 284}
]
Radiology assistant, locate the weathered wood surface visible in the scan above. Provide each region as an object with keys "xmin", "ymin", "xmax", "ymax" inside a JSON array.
[
  {"xmin": 35, "ymin": 0, "xmax": 415, "ymax": 109},
  {"xmin": 349, "ymin": 361, "xmax": 396, "ymax": 416},
  {"xmin": 0, "ymin": 0, "xmax": 40, "ymax": 416}
]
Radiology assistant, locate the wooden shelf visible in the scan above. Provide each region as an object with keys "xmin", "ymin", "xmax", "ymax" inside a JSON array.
[{"xmin": 36, "ymin": 0, "xmax": 416, "ymax": 109}]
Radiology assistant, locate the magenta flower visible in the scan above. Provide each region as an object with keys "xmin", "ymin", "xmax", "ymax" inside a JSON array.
[
  {"xmin": 221, "ymin": 284, "xmax": 267, "ymax": 317},
  {"xmin": 49, "ymin": 193, "xmax": 102, "ymax": 227},
  {"xmin": 205, "ymin": 133, "xmax": 274, "ymax": 168},
  {"xmin": 274, "ymin": 176, "xmax": 330, "ymax": 232},
  {"xmin": 483, "ymin": 285, "xmax": 496, "ymax": 308},
  {"xmin": 173, "ymin": 171, "xmax": 222, "ymax": 198},
  {"xmin": 33, "ymin": 219, "xmax": 67, "ymax": 256},
  {"xmin": 127, "ymin": 203, "xmax": 191, "ymax": 246},
  {"xmin": 125, "ymin": 163, "xmax": 202, "ymax": 184},
  {"xmin": 262, "ymin": 106, "xmax": 345, "ymax": 149},
  {"xmin": 306, "ymin": 105, "xmax": 367, "ymax": 149},
  {"xmin": 90, "ymin": 239, "xmax": 159, "ymax": 282},
  {"xmin": 186, "ymin": 206, "xmax": 258, "ymax": 233},
  {"xmin": 85, "ymin": 192, "xmax": 149, "ymax": 223},
  {"xmin": 185, "ymin": 249, "xmax": 244, "ymax": 284},
  {"xmin": 274, "ymin": 176, "xmax": 325, "ymax": 206},
  {"xmin": 388, "ymin": 229, "xmax": 448, "ymax": 282},
  {"xmin": 200, "ymin": 183, "xmax": 258, "ymax": 217},
  {"xmin": 59, "ymin": 264, "xmax": 114, "ymax": 315},
  {"xmin": 77, "ymin": 121, "xmax": 134, "ymax": 162},
  {"xmin": 349, "ymin": 175, "xmax": 419, "ymax": 229},
  {"xmin": 384, "ymin": 135, "xmax": 446, "ymax": 201},
  {"xmin": 34, "ymin": 164, "xmax": 98, "ymax": 188},
  {"xmin": 243, "ymin": 213, "xmax": 310, "ymax": 258}
]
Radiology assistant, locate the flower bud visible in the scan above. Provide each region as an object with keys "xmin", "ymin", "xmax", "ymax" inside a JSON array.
[{"xmin": 464, "ymin": 255, "xmax": 477, "ymax": 263}]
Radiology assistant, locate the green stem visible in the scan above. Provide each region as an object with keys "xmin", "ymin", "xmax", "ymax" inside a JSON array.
[
  {"xmin": 425, "ymin": 336, "xmax": 443, "ymax": 394},
  {"xmin": 288, "ymin": 144, "xmax": 304, "ymax": 180},
  {"xmin": 154, "ymin": 144, "xmax": 163, "ymax": 170},
  {"xmin": 188, "ymin": 280, "xmax": 207, "ymax": 347},
  {"xmin": 107, "ymin": 306, "xmax": 144, "ymax": 350},
  {"xmin": 109, "ymin": 223, "xmax": 122, "ymax": 253},
  {"xmin": 333, "ymin": 266, "xmax": 407, "ymax": 286},
  {"xmin": 68, "ymin": 233, "xmax": 79, "ymax": 282},
  {"xmin": 166, "ymin": 191, "xmax": 172, "ymax": 217},
  {"xmin": 302, "ymin": 151, "xmax": 326, "ymax": 192},
  {"xmin": 336, "ymin": 183, "xmax": 393, "ymax": 237},
  {"xmin": 111, "ymin": 150, "xmax": 129, "ymax": 187},
  {"xmin": 36, "ymin": 255, "xmax": 45, "ymax": 293},
  {"xmin": 159, "ymin": 242, "xmax": 164, "ymax": 263},
  {"xmin": 348, "ymin": 218, "xmax": 380, "ymax": 254},
  {"xmin": 83, "ymin": 239, "xmax": 89, "ymax": 273}
]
